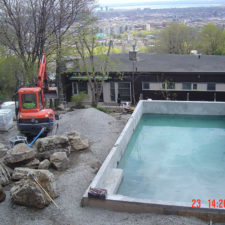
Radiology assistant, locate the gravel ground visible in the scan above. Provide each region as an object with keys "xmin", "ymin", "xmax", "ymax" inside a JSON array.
[{"xmin": 0, "ymin": 108, "xmax": 221, "ymax": 225}]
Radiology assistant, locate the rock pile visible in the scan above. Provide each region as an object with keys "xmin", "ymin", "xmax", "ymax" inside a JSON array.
[
  {"xmin": 35, "ymin": 135, "xmax": 70, "ymax": 159},
  {"xmin": 0, "ymin": 130, "xmax": 89, "ymax": 208},
  {"xmin": 35, "ymin": 131, "xmax": 89, "ymax": 171},
  {"xmin": 10, "ymin": 168, "xmax": 58, "ymax": 208}
]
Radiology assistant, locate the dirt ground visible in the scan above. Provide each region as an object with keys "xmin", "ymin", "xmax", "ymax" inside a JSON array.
[{"xmin": 0, "ymin": 108, "xmax": 222, "ymax": 225}]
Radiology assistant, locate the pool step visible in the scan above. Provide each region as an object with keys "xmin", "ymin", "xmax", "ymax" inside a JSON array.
[{"xmin": 102, "ymin": 168, "xmax": 123, "ymax": 195}]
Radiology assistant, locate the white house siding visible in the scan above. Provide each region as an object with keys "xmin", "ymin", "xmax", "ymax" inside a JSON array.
[
  {"xmin": 103, "ymin": 83, "xmax": 111, "ymax": 103},
  {"xmin": 115, "ymin": 82, "xmax": 119, "ymax": 102},
  {"xmin": 216, "ymin": 83, "xmax": 225, "ymax": 92},
  {"xmin": 150, "ymin": 82, "xmax": 162, "ymax": 90},
  {"xmin": 175, "ymin": 83, "xmax": 182, "ymax": 91},
  {"xmin": 197, "ymin": 83, "xmax": 207, "ymax": 91}
]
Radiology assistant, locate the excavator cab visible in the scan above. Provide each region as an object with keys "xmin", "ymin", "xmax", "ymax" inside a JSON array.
[
  {"xmin": 22, "ymin": 93, "xmax": 38, "ymax": 109},
  {"xmin": 18, "ymin": 88, "xmax": 43, "ymax": 112}
]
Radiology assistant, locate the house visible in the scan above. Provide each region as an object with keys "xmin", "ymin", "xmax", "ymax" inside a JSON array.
[{"xmin": 61, "ymin": 53, "xmax": 225, "ymax": 103}]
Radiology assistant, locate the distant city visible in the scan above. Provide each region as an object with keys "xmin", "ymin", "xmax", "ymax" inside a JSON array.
[{"xmin": 95, "ymin": 3, "xmax": 225, "ymax": 54}]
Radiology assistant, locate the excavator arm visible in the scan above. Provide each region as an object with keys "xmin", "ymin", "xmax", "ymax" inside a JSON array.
[
  {"xmin": 37, "ymin": 54, "xmax": 47, "ymax": 89},
  {"xmin": 37, "ymin": 54, "xmax": 58, "ymax": 101}
]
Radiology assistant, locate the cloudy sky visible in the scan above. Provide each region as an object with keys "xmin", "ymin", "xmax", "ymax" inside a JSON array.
[{"xmin": 98, "ymin": 0, "xmax": 179, "ymax": 4}]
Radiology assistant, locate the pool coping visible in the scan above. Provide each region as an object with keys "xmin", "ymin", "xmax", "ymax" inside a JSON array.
[{"xmin": 81, "ymin": 100, "xmax": 225, "ymax": 222}]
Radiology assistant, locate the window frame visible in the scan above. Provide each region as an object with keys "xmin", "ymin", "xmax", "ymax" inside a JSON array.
[
  {"xmin": 118, "ymin": 82, "xmax": 131, "ymax": 102},
  {"xmin": 207, "ymin": 83, "xmax": 216, "ymax": 91},
  {"xmin": 182, "ymin": 82, "xmax": 192, "ymax": 90},
  {"xmin": 142, "ymin": 82, "xmax": 150, "ymax": 90},
  {"xmin": 192, "ymin": 83, "xmax": 198, "ymax": 90},
  {"xmin": 166, "ymin": 82, "xmax": 175, "ymax": 90},
  {"xmin": 110, "ymin": 82, "xmax": 115, "ymax": 102}
]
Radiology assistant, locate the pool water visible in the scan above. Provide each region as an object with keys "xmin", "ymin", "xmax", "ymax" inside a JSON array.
[{"xmin": 117, "ymin": 114, "xmax": 225, "ymax": 204}]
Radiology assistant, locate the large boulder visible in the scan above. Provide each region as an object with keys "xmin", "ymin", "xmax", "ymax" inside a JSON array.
[
  {"xmin": 0, "ymin": 162, "xmax": 12, "ymax": 186},
  {"xmin": 4, "ymin": 144, "xmax": 36, "ymax": 167},
  {"xmin": 0, "ymin": 184, "xmax": 6, "ymax": 202},
  {"xmin": 38, "ymin": 159, "xmax": 50, "ymax": 170},
  {"xmin": 35, "ymin": 136, "xmax": 70, "ymax": 159},
  {"xmin": 0, "ymin": 143, "xmax": 8, "ymax": 158},
  {"xmin": 67, "ymin": 131, "xmax": 89, "ymax": 151},
  {"xmin": 10, "ymin": 168, "xmax": 58, "ymax": 209},
  {"xmin": 50, "ymin": 152, "xmax": 69, "ymax": 171}
]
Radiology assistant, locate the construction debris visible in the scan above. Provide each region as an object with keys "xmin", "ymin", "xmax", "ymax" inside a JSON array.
[
  {"xmin": 1, "ymin": 101, "xmax": 16, "ymax": 120},
  {"xmin": 0, "ymin": 109, "xmax": 13, "ymax": 131}
]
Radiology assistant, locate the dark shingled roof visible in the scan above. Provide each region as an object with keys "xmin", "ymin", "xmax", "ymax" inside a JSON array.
[
  {"xmin": 70, "ymin": 53, "xmax": 225, "ymax": 73},
  {"xmin": 110, "ymin": 53, "xmax": 225, "ymax": 73}
]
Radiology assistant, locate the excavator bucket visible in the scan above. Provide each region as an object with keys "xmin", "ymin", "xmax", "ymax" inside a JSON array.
[{"xmin": 44, "ymin": 87, "xmax": 58, "ymax": 99}]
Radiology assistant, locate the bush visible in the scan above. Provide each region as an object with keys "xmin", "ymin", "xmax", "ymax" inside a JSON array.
[
  {"xmin": 95, "ymin": 105, "xmax": 109, "ymax": 113},
  {"xmin": 71, "ymin": 92, "xmax": 89, "ymax": 108}
]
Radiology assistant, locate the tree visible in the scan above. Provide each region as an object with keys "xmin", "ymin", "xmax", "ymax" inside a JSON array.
[
  {"xmin": 74, "ymin": 24, "xmax": 117, "ymax": 107},
  {"xmin": 0, "ymin": 0, "xmax": 94, "ymax": 87},
  {"xmin": 50, "ymin": 0, "xmax": 95, "ymax": 102},
  {"xmin": 198, "ymin": 23, "xmax": 225, "ymax": 55},
  {"xmin": 155, "ymin": 23, "xmax": 197, "ymax": 54},
  {"xmin": 0, "ymin": 51, "xmax": 24, "ymax": 101},
  {"xmin": 0, "ymin": 0, "xmax": 53, "ymax": 84}
]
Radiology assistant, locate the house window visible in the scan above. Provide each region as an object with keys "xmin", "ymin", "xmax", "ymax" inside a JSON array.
[
  {"xmin": 182, "ymin": 82, "xmax": 191, "ymax": 90},
  {"xmin": 118, "ymin": 82, "xmax": 131, "ymax": 101},
  {"xmin": 78, "ymin": 82, "xmax": 88, "ymax": 93},
  {"xmin": 167, "ymin": 82, "xmax": 175, "ymax": 90},
  {"xmin": 193, "ymin": 83, "xmax": 197, "ymax": 90},
  {"xmin": 142, "ymin": 82, "xmax": 150, "ymax": 90},
  {"xmin": 207, "ymin": 83, "xmax": 216, "ymax": 91},
  {"xmin": 110, "ymin": 82, "xmax": 115, "ymax": 101},
  {"xmin": 162, "ymin": 82, "xmax": 166, "ymax": 89},
  {"xmin": 72, "ymin": 82, "xmax": 88, "ymax": 94}
]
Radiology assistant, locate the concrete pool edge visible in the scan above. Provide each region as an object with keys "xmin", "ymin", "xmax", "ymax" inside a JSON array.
[{"xmin": 81, "ymin": 100, "xmax": 225, "ymax": 222}]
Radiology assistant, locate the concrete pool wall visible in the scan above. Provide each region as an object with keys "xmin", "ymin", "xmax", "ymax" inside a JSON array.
[{"xmin": 81, "ymin": 100, "xmax": 225, "ymax": 222}]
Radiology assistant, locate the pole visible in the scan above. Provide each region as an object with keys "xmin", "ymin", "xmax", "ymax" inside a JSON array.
[{"xmin": 132, "ymin": 61, "xmax": 136, "ymax": 105}]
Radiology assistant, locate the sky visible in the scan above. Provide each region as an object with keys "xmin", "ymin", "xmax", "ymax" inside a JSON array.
[{"xmin": 98, "ymin": 0, "xmax": 182, "ymax": 5}]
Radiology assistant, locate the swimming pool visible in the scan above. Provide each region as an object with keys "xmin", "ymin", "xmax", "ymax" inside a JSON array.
[
  {"xmin": 82, "ymin": 101, "xmax": 225, "ymax": 222},
  {"xmin": 117, "ymin": 114, "xmax": 225, "ymax": 204}
]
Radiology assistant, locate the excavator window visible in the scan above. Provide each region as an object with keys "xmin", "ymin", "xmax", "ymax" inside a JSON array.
[{"xmin": 22, "ymin": 94, "xmax": 37, "ymax": 109}]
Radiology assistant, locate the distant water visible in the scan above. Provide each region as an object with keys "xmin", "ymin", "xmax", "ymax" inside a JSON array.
[
  {"xmin": 103, "ymin": 3, "xmax": 223, "ymax": 10},
  {"xmin": 117, "ymin": 114, "xmax": 225, "ymax": 205}
]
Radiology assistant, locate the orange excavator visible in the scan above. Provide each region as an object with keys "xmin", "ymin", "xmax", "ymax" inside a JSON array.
[{"xmin": 16, "ymin": 54, "xmax": 58, "ymax": 136}]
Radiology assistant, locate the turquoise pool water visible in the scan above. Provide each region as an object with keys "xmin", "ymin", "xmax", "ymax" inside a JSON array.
[{"xmin": 117, "ymin": 114, "xmax": 225, "ymax": 204}]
